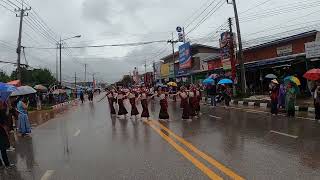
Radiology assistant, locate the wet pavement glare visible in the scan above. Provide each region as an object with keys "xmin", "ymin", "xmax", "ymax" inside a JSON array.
[{"xmin": 1, "ymin": 95, "xmax": 320, "ymax": 180}]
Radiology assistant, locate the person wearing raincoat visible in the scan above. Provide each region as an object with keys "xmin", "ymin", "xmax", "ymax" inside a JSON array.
[{"xmin": 285, "ymin": 83, "xmax": 297, "ymax": 117}]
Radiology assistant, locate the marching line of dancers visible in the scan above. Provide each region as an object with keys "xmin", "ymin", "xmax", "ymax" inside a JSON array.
[{"xmin": 101, "ymin": 85, "xmax": 202, "ymax": 121}]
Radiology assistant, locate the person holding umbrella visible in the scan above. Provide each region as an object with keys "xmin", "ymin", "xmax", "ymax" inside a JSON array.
[
  {"xmin": 312, "ymin": 81, "xmax": 320, "ymax": 120},
  {"xmin": 285, "ymin": 83, "xmax": 297, "ymax": 117},
  {"xmin": 269, "ymin": 79, "xmax": 279, "ymax": 115},
  {"xmin": 304, "ymin": 68, "xmax": 320, "ymax": 121},
  {"xmin": 16, "ymin": 97, "xmax": 31, "ymax": 136}
]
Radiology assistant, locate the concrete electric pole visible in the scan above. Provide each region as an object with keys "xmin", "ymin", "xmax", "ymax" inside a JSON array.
[
  {"xmin": 228, "ymin": 0, "xmax": 246, "ymax": 94},
  {"xmin": 84, "ymin": 64, "xmax": 87, "ymax": 86},
  {"xmin": 15, "ymin": 2, "xmax": 31, "ymax": 82}
]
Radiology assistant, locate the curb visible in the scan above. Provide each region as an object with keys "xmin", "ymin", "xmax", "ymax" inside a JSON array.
[
  {"xmin": 52, "ymin": 99, "xmax": 79, "ymax": 110},
  {"xmin": 231, "ymin": 100, "xmax": 313, "ymax": 112}
]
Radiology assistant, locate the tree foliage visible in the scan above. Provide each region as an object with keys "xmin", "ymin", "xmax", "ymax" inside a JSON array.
[
  {"xmin": 0, "ymin": 71, "xmax": 10, "ymax": 82},
  {"xmin": 117, "ymin": 75, "xmax": 133, "ymax": 87},
  {"xmin": 11, "ymin": 67, "xmax": 57, "ymax": 86}
]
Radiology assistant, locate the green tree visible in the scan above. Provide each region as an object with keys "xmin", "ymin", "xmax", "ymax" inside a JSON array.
[
  {"xmin": 0, "ymin": 71, "xmax": 10, "ymax": 82},
  {"xmin": 11, "ymin": 67, "xmax": 57, "ymax": 86},
  {"xmin": 120, "ymin": 75, "xmax": 133, "ymax": 87}
]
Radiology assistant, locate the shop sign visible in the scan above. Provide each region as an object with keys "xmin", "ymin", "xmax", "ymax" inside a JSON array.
[
  {"xmin": 305, "ymin": 41, "xmax": 320, "ymax": 58},
  {"xmin": 276, "ymin": 44, "xmax": 292, "ymax": 56},
  {"xmin": 222, "ymin": 59, "xmax": 232, "ymax": 70},
  {"xmin": 200, "ymin": 59, "xmax": 208, "ymax": 71},
  {"xmin": 160, "ymin": 63, "xmax": 170, "ymax": 77},
  {"xmin": 208, "ymin": 60, "xmax": 222, "ymax": 70},
  {"xmin": 154, "ymin": 62, "xmax": 162, "ymax": 79},
  {"xmin": 169, "ymin": 63, "xmax": 175, "ymax": 77},
  {"xmin": 179, "ymin": 42, "xmax": 192, "ymax": 69}
]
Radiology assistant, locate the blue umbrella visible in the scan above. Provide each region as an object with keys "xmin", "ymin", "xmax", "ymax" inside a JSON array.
[
  {"xmin": 203, "ymin": 78, "xmax": 214, "ymax": 85},
  {"xmin": 218, "ymin": 78, "xmax": 233, "ymax": 85},
  {"xmin": 0, "ymin": 82, "xmax": 17, "ymax": 102}
]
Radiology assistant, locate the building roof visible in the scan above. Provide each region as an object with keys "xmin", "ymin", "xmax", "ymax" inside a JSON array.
[{"xmin": 243, "ymin": 30, "xmax": 318, "ymax": 51}]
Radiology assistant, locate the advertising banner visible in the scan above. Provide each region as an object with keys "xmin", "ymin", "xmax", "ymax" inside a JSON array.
[
  {"xmin": 220, "ymin": 32, "xmax": 232, "ymax": 71},
  {"xmin": 160, "ymin": 63, "xmax": 170, "ymax": 78},
  {"xmin": 179, "ymin": 42, "xmax": 192, "ymax": 69}
]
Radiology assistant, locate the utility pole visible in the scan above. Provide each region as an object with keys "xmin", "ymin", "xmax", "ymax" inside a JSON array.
[
  {"xmin": 59, "ymin": 38, "xmax": 62, "ymax": 86},
  {"xmin": 228, "ymin": 0, "xmax": 246, "ymax": 94},
  {"xmin": 84, "ymin": 64, "xmax": 87, "ymax": 87},
  {"xmin": 144, "ymin": 60, "xmax": 147, "ymax": 73},
  {"xmin": 56, "ymin": 45, "xmax": 58, "ymax": 81},
  {"xmin": 74, "ymin": 72, "xmax": 77, "ymax": 89},
  {"xmin": 167, "ymin": 32, "xmax": 178, "ymax": 63},
  {"xmin": 15, "ymin": 1, "xmax": 31, "ymax": 82},
  {"xmin": 92, "ymin": 73, "xmax": 96, "ymax": 90}
]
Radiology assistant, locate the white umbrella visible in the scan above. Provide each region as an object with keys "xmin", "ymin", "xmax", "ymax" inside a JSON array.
[
  {"xmin": 11, "ymin": 86, "xmax": 37, "ymax": 96},
  {"xmin": 52, "ymin": 89, "xmax": 66, "ymax": 95},
  {"xmin": 265, "ymin": 74, "xmax": 277, "ymax": 79},
  {"xmin": 34, "ymin": 84, "xmax": 48, "ymax": 92}
]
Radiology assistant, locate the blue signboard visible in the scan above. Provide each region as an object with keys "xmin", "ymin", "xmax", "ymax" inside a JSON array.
[{"xmin": 179, "ymin": 42, "xmax": 192, "ymax": 69}]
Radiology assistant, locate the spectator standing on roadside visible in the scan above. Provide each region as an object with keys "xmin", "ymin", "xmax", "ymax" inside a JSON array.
[
  {"xmin": 270, "ymin": 79, "xmax": 279, "ymax": 115},
  {"xmin": 312, "ymin": 81, "xmax": 320, "ymax": 121},
  {"xmin": 207, "ymin": 81, "xmax": 217, "ymax": 107},
  {"xmin": 0, "ymin": 119, "xmax": 14, "ymax": 169},
  {"xmin": 17, "ymin": 97, "xmax": 31, "ymax": 137}
]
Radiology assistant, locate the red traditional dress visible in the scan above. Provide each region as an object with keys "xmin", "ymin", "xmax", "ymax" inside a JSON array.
[
  {"xmin": 180, "ymin": 91, "xmax": 190, "ymax": 119},
  {"xmin": 117, "ymin": 93, "xmax": 128, "ymax": 116},
  {"xmin": 140, "ymin": 93, "xmax": 150, "ymax": 118},
  {"xmin": 188, "ymin": 91, "xmax": 196, "ymax": 117},
  {"xmin": 195, "ymin": 89, "xmax": 201, "ymax": 114},
  {"xmin": 158, "ymin": 94, "xmax": 169, "ymax": 119},
  {"xmin": 129, "ymin": 93, "xmax": 139, "ymax": 116},
  {"xmin": 107, "ymin": 92, "xmax": 116, "ymax": 115}
]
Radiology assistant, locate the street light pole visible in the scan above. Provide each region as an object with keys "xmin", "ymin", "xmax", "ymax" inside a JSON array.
[
  {"xmin": 58, "ymin": 35, "xmax": 81, "ymax": 87},
  {"xmin": 59, "ymin": 37, "xmax": 62, "ymax": 86}
]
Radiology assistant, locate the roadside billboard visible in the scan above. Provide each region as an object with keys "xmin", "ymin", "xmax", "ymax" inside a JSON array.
[{"xmin": 179, "ymin": 42, "xmax": 192, "ymax": 69}]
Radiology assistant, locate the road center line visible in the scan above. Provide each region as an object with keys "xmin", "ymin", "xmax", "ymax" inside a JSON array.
[
  {"xmin": 269, "ymin": 130, "xmax": 298, "ymax": 139},
  {"xmin": 150, "ymin": 120, "xmax": 245, "ymax": 180},
  {"xmin": 41, "ymin": 170, "xmax": 55, "ymax": 180},
  {"xmin": 146, "ymin": 121, "xmax": 222, "ymax": 180},
  {"xmin": 73, "ymin": 129, "xmax": 81, "ymax": 137},
  {"xmin": 209, "ymin": 115, "xmax": 222, "ymax": 119}
]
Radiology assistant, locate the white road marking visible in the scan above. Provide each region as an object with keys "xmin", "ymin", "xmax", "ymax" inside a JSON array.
[
  {"xmin": 73, "ymin": 129, "xmax": 81, "ymax": 137},
  {"xmin": 270, "ymin": 130, "xmax": 298, "ymax": 139},
  {"xmin": 296, "ymin": 116, "xmax": 315, "ymax": 121},
  {"xmin": 41, "ymin": 170, "xmax": 55, "ymax": 180},
  {"xmin": 209, "ymin": 115, "xmax": 222, "ymax": 119}
]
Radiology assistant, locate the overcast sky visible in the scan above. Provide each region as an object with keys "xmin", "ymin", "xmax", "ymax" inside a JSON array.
[{"xmin": 0, "ymin": 0, "xmax": 319, "ymax": 83}]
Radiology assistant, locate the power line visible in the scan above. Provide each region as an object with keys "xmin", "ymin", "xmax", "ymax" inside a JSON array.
[
  {"xmin": 186, "ymin": 0, "xmax": 225, "ymax": 35},
  {"xmin": 0, "ymin": 1, "xmax": 15, "ymax": 13},
  {"xmin": 185, "ymin": 0, "xmax": 218, "ymax": 29},
  {"xmin": 24, "ymin": 40, "xmax": 168, "ymax": 49}
]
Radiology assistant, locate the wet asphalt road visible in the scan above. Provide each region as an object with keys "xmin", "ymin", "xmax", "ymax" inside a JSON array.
[{"xmin": 2, "ymin": 95, "xmax": 320, "ymax": 180}]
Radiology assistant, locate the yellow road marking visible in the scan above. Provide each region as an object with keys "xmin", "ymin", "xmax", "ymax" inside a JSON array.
[
  {"xmin": 145, "ymin": 121, "xmax": 222, "ymax": 180},
  {"xmin": 151, "ymin": 120, "xmax": 245, "ymax": 180}
]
